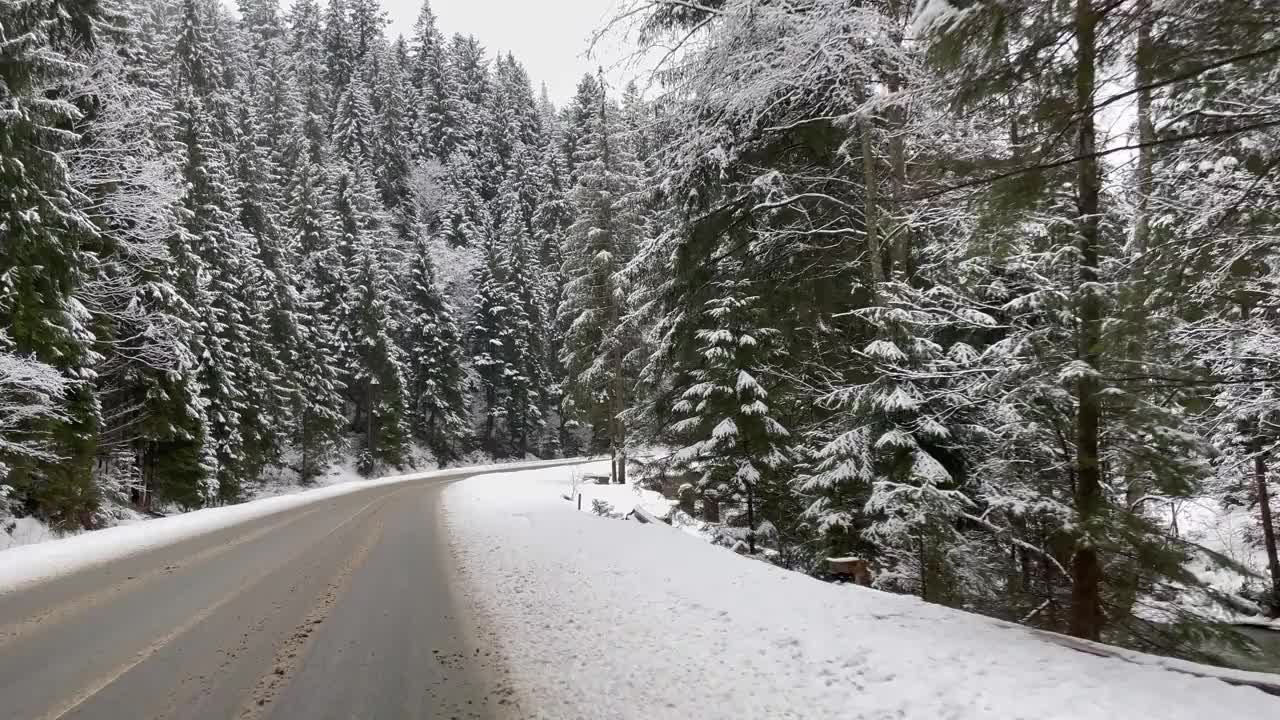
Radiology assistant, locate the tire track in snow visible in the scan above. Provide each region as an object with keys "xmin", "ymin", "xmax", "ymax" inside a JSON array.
[{"xmin": 236, "ymin": 511, "xmax": 387, "ymax": 718}]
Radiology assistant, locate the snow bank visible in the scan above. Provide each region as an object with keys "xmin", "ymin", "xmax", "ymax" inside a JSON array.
[
  {"xmin": 2, "ymin": 492, "xmax": 149, "ymax": 553},
  {"xmin": 445, "ymin": 463, "xmax": 1280, "ymax": 719},
  {"xmin": 0, "ymin": 457, "xmax": 586, "ymax": 594},
  {"xmin": 562, "ymin": 465, "xmax": 674, "ymax": 520},
  {"xmin": 0, "ymin": 516, "xmax": 63, "ymax": 551},
  {"xmin": 247, "ymin": 461, "xmax": 367, "ymax": 501},
  {"xmin": 0, "ymin": 463, "xmax": 365, "ymax": 554}
]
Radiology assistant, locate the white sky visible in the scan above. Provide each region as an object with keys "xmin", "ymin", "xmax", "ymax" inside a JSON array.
[
  {"xmin": 384, "ymin": 0, "xmax": 623, "ymax": 104},
  {"xmin": 246, "ymin": 1, "xmax": 643, "ymax": 105}
]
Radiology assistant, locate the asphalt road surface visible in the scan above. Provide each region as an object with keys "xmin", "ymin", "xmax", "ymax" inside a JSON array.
[{"xmin": 0, "ymin": 466, "xmax": 562, "ymax": 720}]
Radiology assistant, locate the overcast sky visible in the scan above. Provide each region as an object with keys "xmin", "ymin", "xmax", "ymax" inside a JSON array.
[
  {"xmin": 387, "ymin": 1, "xmax": 622, "ymax": 103},
  {"xmin": 262, "ymin": 0, "xmax": 637, "ymax": 105},
  {"xmin": 221, "ymin": 2, "xmax": 649, "ymax": 104}
]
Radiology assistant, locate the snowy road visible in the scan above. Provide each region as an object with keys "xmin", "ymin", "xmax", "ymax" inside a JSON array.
[{"xmin": 0, "ymin": 465, "xmax": 575, "ymax": 720}]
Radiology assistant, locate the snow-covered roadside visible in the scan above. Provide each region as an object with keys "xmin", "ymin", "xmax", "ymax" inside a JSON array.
[
  {"xmin": 562, "ymin": 465, "xmax": 674, "ymax": 520},
  {"xmin": 561, "ymin": 464, "xmax": 717, "ymax": 543},
  {"xmin": 0, "ymin": 457, "xmax": 584, "ymax": 594},
  {"xmin": 1, "ymin": 489, "xmax": 151, "ymax": 552},
  {"xmin": 444, "ymin": 462, "xmax": 1280, "ymax": 719},
  {"xmin": 0, "ymin": 462, "xmax": 372, "ymax": 553}
]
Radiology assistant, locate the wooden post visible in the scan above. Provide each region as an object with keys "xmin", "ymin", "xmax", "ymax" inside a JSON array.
[{"xmin": 366, "ymin": 377, "xmax": 381, "ymax": 474}]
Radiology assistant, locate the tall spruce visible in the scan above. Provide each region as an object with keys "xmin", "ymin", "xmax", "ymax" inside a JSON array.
[
  {"xmin": 404, "ymin": 236, "xmax": 468, "ymax": 464},
  {"xmin": 0, "ymin": 0, "xmax": 102, "ymax": 525},
  {"xmin": 558, "ymin": 75, "xmax": 644, "ymax": 482}
]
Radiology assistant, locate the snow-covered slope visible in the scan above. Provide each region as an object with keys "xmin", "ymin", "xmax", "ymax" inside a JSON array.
[
  {"xmin": 445, "ymin": 462, "xmax": 1280, "ymax": 719},
  {"xmin": 1174, "ymin": 497, "xmax": 1279, "ymax": 625}
]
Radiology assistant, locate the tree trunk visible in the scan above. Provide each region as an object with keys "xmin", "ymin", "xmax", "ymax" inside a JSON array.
[
  {"xmin": 300, "ymin": 408, "xmax": 310, "ymax": 483},
  {"xmin": 140, "ymin": 445, "xmax": 153, "ymax": 512},
  {"xmin": 703, "ymin": 493, "xmax": 720, "ymax": 523},
  {"xmin": 1131, "ymin": 0, "xmax": 1154, "ymax": 259},
  {"xmin": 1122, "ymin": 0, "xmax": 1155, "ymax": 514},
  {"xmin": 746, "ymin": 485, "xmax": 756, "ymax": 555},
  {"xmin": 559, "ymin": 412, "xmax": 571, "ymax": 458},
  {"xmin": 484, "ymin": 386, "xmax": 496, "ymax": 446},
  {"xmin": 597, "ymin": 68, "xmax": 627, "ymax": 485},
  {"xmin": 919, "ymin": 537, "xmax": 929, "ymax": 602},
  {"xmin": 615, "ymin": 446, "xmax": 627, "ymax": 485},
  {"xmin": 612, "ymin": 333, "xmax": 627, "ymax": 485},
  {"xmin": 885, "ymin": 0, "xmax": 911, "ymax": 279},
  {"xmin": 1254, "ymin": 442, "xmax": 1280, "ymax": 615},
  {"xmin": 861, "ymin": 121, "xmax": 883, "ymax": 285},
  {"xmin": 1069, "ymin": 0, "xmax": 1106, "ymax": 642},
  {"xmin": 366, "ymin": 381, "xmax": 378, "ymax": 473}
]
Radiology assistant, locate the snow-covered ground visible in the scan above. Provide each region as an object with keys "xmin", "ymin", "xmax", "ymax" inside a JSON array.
[
  {"xmin": 0, "ymin": 457, "xmax": 583, "ymax": 593},
  {"xmin": 561, "ymin": 465, "xmax": 674, "ymax": 520},
  {"xmin": 1163, "ymin": 497, "xmax": 1280, "ymax": 628},
  {"xmin": 243, "ymin": 461, "xmax": 367, "ymax": 501},
  {"xmin": 445, "ymin": 462, "xmax": 1280, "ymax": 719}
]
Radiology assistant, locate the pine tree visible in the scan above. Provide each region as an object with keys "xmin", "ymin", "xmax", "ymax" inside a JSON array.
[
  {"xmin": 288, "ymin": 143, "xmax": 347, "ymax": 480},
  {"xmin": 253, "ymin": 36, "xmax": 302, "ymax": 183},
  {"xmin": 370, "ymin": 39, "xmax": 417, "ymax": 253},
  {"xmin": 0, "ymin": 0, "xmax": 102, "ymax": 525},
  {"xmin": 328, "ymin": 97, "xmax": 410, "ymax": 473},
  {"xmin": 232, "ymin": 86, "xmax": 305, "ymax": 468},
  {"xmin": 442, "ymin": 33, "xmax": 490, "ymax": 165},
  {"xmin": 470, "ymin": 233, "xmax": 516, "ymax": 451},
  {"xmin": 285, "ymin": 0, "xmax": 329, "ymax": 165},
  {"xmin": 348, "ymin": 0, "xmax": 387, "ymax": 71},
  {"xmin": 558, "ymin": 78, "xmax": 645, "ymax": 482},
  {"xmin": 671, "ymin": 273, "xmax": 794, "ymax": 555},
  {"xmin": 174, "ymin": 91, "xmax": 265, "ymax": 502},
  {"xmin": 322, "ymin": 0, "xmax": 354, "ymax": 108},
  {"xmin": 560, "ymin": 73, "xmax": 601, "ymax": 186},
  {"xmin": 348, "ymin": 240, "xmax": 411, "ymax": 475},
  {"xmin": 236, "ymin": 0, "xmax": 282, "ymax": 58},
  {"xmin": 530, "ymin": 127, "xmax": 574, "ymax": 452},
  {"xmin": 67, "ymin": 28, "xmax": 213, "ymax": 512},
  {"xmin": 496, "ymin": 175, "xmax": 552, "ymax": 456},
  {"xmin": 407, "ymin": 0, "xmax": 449, "ymax": 161},
  {"xmin": 404, "ymin": 235, "xmax": 468, "ymax": 465},
  {"xmin": 331, "ymin": 73, "xmax": 377, "ymax": 170},
  {"xmin": 915, "ymin": 0, "xmax": 1229, "ymax": 642}
]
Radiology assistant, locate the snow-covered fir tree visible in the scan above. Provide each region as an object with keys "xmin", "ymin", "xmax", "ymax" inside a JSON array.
[
  {"xmin": 407, "ymin": 0, "xmax": 449, "ymax": 162},
  {"xmin": 670, "ymin": 272, "xmax": 795, "ymax": 556},
  {"xmin": 0, "ymin": 0, "xmax": 105, "ymax": 527},
  {"xmin": 558, "ymin": 74, "xmax": 645, "ymax": 482},
  {"xmin": 403, "ymin": 234, "xmax": 467, "ymax": 465}
]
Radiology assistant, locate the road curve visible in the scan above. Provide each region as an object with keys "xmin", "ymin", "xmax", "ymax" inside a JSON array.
[{"xmin": 0, "ymin": 466, "xmax": 565, "ymax": 720}]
